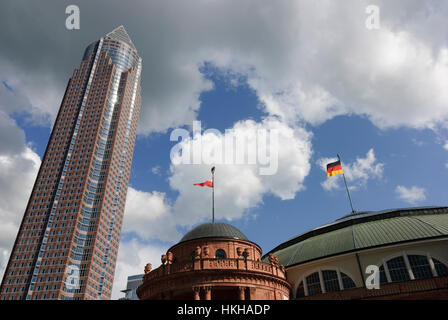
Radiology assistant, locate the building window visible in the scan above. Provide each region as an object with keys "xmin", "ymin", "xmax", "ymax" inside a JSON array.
[
  {"xmin": 408, "ymin": 255, "xmax": 432, "ymax": 280},
  {"xmin": 215, "ymin": 249, "xmax": 226, "ymax": 259},
  {"xmin": 433, "ymin": 258, "xmax": 448, "ymax": 277},
  {"xmin": 297, "ymin": 270, "xmax": 356, "ymax": 298},
  {"xmin": 296, "ymin": 281, "xmax": 305, "ymax": 298},
  {"xmin": 305, "ymin": 272, "xmax": 321, "ymax": 296},
  {"xmin": 341, "ymin": 272, "xmax": 356, "ymax": 289},
  {"xmin": 322, "ymin": 270, "xmax": 340, "ymax": 292},
  {"xmin": 386, "ymin": 256, "xmax": 410, "ymax": 282},
  {"xmin": 379, "ymin": 254, "xmax": 448, "ymax": 285},
  {"xmin": 379, "ymin": 265, "xmax": 388, "ymax": 284}
]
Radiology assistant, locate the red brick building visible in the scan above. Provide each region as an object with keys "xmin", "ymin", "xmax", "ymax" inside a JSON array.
[
  {"xmin": 138, "ymin": 207, "xmax": 448, "ymax": 300},
  {"xmin": 137, "ymin": 223, "xmax": 290, "ymax": 300}
]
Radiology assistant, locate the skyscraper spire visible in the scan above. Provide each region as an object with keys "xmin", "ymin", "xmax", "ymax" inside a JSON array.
[{"xmin": 105, "ymin": 25, "xmax": 136, "ymax": 50}]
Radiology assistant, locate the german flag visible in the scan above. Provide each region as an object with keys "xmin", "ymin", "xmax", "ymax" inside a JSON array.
[{"xmin": 326, "ymin": 160, "xmax": 343, "ymax": 177}]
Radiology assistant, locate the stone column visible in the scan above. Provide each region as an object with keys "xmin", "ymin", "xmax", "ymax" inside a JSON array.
[
  {"xmin": 238, "ymin": 286, "xmax": 246, "ymax": 300},
  {"xmin": 193, "ymin": 286, "xmax": 201, "ymax": 300},
  {"xmin": 203, "ymin": 286, "xmax": 212, "ymax": 300}
]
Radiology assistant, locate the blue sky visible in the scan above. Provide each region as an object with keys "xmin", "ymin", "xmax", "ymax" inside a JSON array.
[{"xmin": 0, "ymin": 0, "xmax": 447, "ymax": 299}]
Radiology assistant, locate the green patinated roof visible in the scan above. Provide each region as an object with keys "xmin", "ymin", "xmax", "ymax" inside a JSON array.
[
  {"xmin": 263, "ymin": 206, "xmax": 448, "ymax": 267},
  {"xmin": 180, "ymin": 222, "xmax": 248, "ymax": 243}
]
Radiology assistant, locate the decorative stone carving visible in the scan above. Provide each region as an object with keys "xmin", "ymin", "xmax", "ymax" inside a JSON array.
[
  {"xmin": 243, "ymin": 248, "xmax": 250, "ymax": 259},
  {"xmin": 203, "ymin": 286, "xmax": 212, "ymax": 300},
  {"xmin": 167, "ymin": 251, "xmax": 174, "ymax": 264},
  {"xmin": 268, "ymin": 253, "xmax": 279, "ymax": 266},
  {"xmin": 236, "ymin": 247, "xmax": 243, "ymax": 257},
  {"xmin": 203, "ymin": 246, "xmax": 210, "ymax": 258},
  {"xmin": 279, "ymin": 265, "xmax": 285, "ymax": 273},
  {"xmin": 144, "ymin": 263, "xmax": 152, "ymax": 274},
  {"xmin": 195, "ymin": 246, "xmax": 201, "ymax": 259},
  {"xmin": 161, "ymin": 254, "xmax": 167, "ymax": 265},
  {"xmin": 192, "ymin": 286, "xmax": 201, "ymax": 300},
  {"xmin": 238, "ymin": 286, "xmax": 246, "ymax": 300}
]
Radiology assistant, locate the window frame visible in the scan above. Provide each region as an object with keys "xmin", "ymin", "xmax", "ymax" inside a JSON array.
[
  {"xmin": 214, "ymin": 249, "xmax": 226, "ymax": 259},
  {"xmin": 295, "ymin": 268, "xmax": 357, "ymax": 298}
]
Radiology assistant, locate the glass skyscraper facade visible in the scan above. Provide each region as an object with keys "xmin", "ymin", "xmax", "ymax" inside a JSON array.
[
  {"xmin": 119, "ymin": 274, "xmax": 144, "ymax": 300},
  {"xmin": 0, "ymin": 26, "xmax": 142, "ymax": 300}
]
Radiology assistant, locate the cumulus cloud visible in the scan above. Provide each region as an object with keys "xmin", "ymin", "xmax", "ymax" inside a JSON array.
[
  {"xmin": 0, "ymin": 59, "xmax": 62, "ymax": 127},
  {"xmin": 122, "ymin": 188, "xmax": 180, "ymax": 242},
  {"xmin": 169, "ymin": 116, "xmax": 312, "ymax": 226},
  {"xmin": 0, "ymin": 113, "xmax": 41, "ymax": 281},
  {"xmin": 0, "ymin": 1, "xmax": 448, "ymax": 134},
  {"xmin": 111, "ymin": 239, "xmax": 166, "ymax": 300},
  {"xmin": 317, "ymin": 149, "xmax": 384, "ymax": 191},
  {"xmin": 395, "ymin": 185, "xmax": 426, "ymax": 204}
]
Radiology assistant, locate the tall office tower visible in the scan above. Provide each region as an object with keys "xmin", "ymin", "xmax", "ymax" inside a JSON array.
[{"xmin": 0, "ymin": 26, "xmax": 142, "ymax": 300}]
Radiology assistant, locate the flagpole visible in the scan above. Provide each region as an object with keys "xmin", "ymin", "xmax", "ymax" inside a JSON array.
[
  {"xmin": 211, "ymin": 166, "xmax": 215, "ymax": 223},
  {"xmin": 337, "ymin": 154, "xmax": 355, "ymax": 214}
]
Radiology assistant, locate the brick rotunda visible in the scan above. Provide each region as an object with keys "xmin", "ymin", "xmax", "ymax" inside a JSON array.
[{"xmin": 136, "ymin": 222, "xmax": 291, "ymax": 300}]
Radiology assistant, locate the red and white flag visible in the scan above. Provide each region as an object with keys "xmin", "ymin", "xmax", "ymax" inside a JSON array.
[{"xmin": 193, "ymin": 180, "xmax": 213, "ymax": 188}]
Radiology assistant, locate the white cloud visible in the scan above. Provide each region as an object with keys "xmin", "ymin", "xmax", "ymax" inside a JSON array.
[
  {"xmin": 1, "ymin": 1, "xmax": 448, "ymax": 134},
  {"xmin": 317, "ymin": 149, "xmax": 384, "ymax": 191},
  {"xmin": 0, "ymin": 113, "xmax": 41, "ymax": 280},
  {"xmin": 122, "ymin": 188, "xmax": 180, "ymax": 242},
  {"xmin": 111, "ymin": 239, "xmax": 166, "ymax": 300},
  {"xmin": 0, "ymin": 59, "xmax": 61, "ymax": 127},
  {"xmin": 444, "ymin": 141, "xmax": 448, "ymax": 151},
  {"xmin": 395, "ymin": 185, "xmax": 426, "ymax": 204},
  {"xmin": 169, "ymin": 117, "xmax": 312, "ymax": 226},
  {"xmin": 151, "ymin": 166, "xmax": 162, "ymax": 175}
]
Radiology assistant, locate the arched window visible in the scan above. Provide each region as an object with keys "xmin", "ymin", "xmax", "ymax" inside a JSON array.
[
  {"xmin": 322, "ymin": 270, "xmax": 340, "ymax": 292},
  {"xmin": 408, "ymin": 255, "xmax": 432, "ymax": 280},
  {"xmin": 305, "ymin": 272, "xmax": 322, "ymax": 296},
  {"xmin": 296, "ymin": 281, "xmax": 305, "ymax": 298},
  {"xmin": 215, "ymin": 249, "xmax": 226, "ymax": 259},
  {"xmin": 386, "ymin": 256, "xmax": 410, "ymax": 282},
  {"xmin": 433, "ymin": 258, "xmax": 448, "ymax": 277},
  {"xmin": 298, "ymin": 270, "xmax": 356, "ymax": 298},
  {"xmin": 379, "ymin": 254, "xmax": 448, "ymax": 284},
  {"xmin": 341, "ymin": 272, "xmax": 356, "ymax": 289},
  {"xmin": 379, "ymin": 265, "xmax": 388, "ymax": 284}
]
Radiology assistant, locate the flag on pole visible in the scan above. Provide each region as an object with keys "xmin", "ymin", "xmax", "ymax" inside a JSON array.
[
  {"xmin": 194, "ymin": 180, "xmax": 214, "ymax": 188},
  {"xmin": 193, "ymin": 166, "xmax": 216, "ymax": 223},
  {"xmin": 326, "ymin": 160, "xmax": 344, "ymax": 177},
  {"xmin": 326, "ymin": 155, "xmax": 356, "ymax": 213}
]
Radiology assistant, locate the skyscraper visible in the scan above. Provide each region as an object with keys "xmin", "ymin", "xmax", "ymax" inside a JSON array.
[{"xmin": 0, "ymin": 26, "xmax": 142, "ymax": 300}]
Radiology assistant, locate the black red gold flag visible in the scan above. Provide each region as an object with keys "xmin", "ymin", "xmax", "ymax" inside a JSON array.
[{"xmin": 326, "ymin": 160, "xmax": 343, "ymax": 177}]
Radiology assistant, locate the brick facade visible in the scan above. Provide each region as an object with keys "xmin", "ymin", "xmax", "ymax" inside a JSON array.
[{"xmin": 137, "ymin": 237, "xmax": 291, "ymax": 300}]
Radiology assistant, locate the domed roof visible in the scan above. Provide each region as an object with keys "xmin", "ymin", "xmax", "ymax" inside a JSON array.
[
  {"xmin": 263, "ymin": 206, "xmax": 448, "ymax": 267},
  {"xmin": 180, "ymin": 222, "xmax": 248, "ymax": 243}
]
